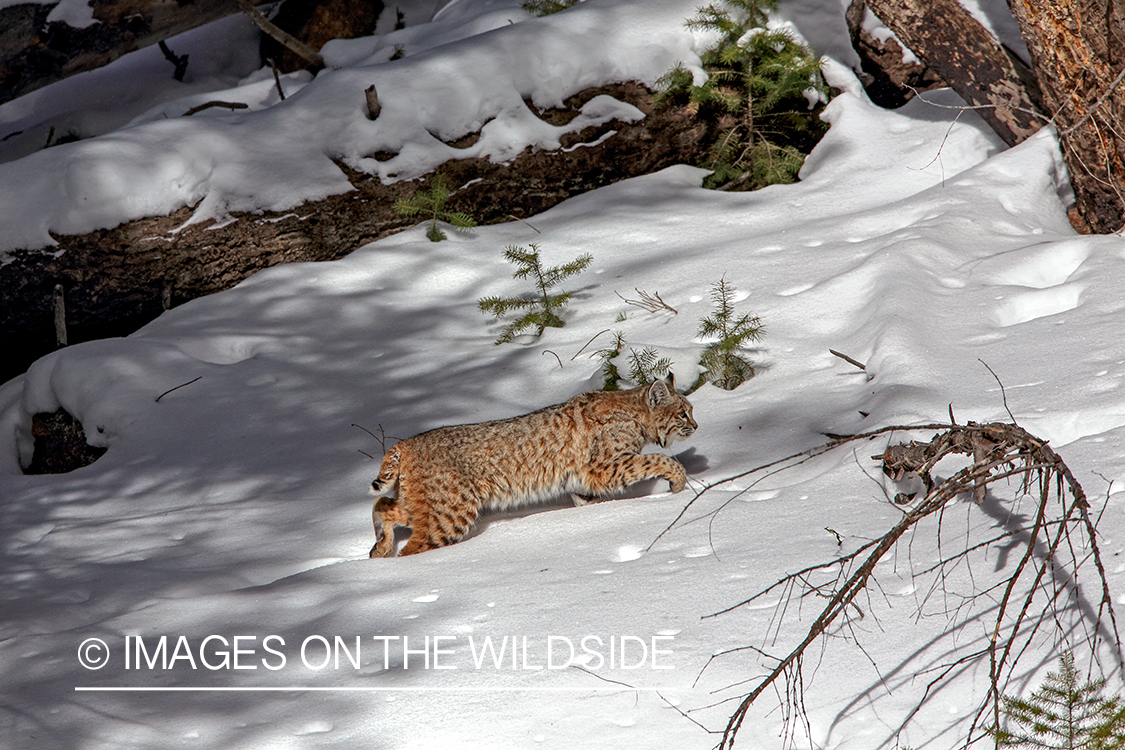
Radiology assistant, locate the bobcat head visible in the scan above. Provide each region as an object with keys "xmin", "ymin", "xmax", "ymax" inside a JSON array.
[{"xmin": 646, "ymin": 374, "xmax": 697, "ymax": 448}]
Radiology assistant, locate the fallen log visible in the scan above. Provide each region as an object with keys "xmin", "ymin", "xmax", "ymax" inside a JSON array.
[
  {"xmin": 0, "ymin": 82, "xmax": 708, "ymax": 383},
  {"xmin": 0, "ymin": 0, "xmax": 271, "ymax": 106}
]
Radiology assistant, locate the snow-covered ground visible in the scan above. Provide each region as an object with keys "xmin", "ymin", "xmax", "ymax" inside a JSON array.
[{"xmin": 2, "ymin": 1, "xmax": 1124, "ymax": 748}]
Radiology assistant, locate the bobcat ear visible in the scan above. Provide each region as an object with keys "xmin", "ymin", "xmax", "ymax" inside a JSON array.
[
  {"xmin": 647, "ymin": 376, "xmax": 675, "ymax": 408},
  {"xmin": 664, "ymin": 372, "xmax": 675, "ymax": 390}
]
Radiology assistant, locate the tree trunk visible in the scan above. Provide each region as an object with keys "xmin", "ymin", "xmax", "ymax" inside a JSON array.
[
  {"xmin": 1005, "ymin": 0, "xmax": 1125, "ymax": 234},
  {"xmin": 861, "ymin": 0, "xmax": 1045, "ymax": 147},
  {"xmin": 0, "ymin": 0, "xmax": 264, "ymax": 106},
  {"xmin": 844, "ymin": 0, "xmax": 946, "ymax": 109}
]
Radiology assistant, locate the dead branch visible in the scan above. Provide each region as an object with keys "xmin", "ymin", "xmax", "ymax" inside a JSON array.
[
  {"xmin": 507, "ymin": 214, "xmax": 542, "ymax": 233},
  {"xmin": 571, "ymin": 329, "xmax": 612, "ymax": 360},
  {"xmin": 829, "ymin": 348, "xmax": 866, "ymax": 371},
  {"xmin": 183, "ymin": 101, "xmax": 249, "ymax": 117},
  {"xmin": 542, "ymin": 350, "xmax": 564, "ymax": 368},
  {"xmin": 365, "ymin": 84, "xmax": 380, "ymax": 120},
  {"xmin": 351, "ymin": 423, "xmax": 400, "ymax": 454},
  {"xmin": 267, "ymin": 58, "xmax": 286, "ymax": 101},
  {"xmin": 667, "ymin": 420, "xmax": 1123, "ymax": 750},
  {"xmin": 158, "ymin": 40, "xmax": 189, "ymax": 82},
  {"xmin": 616, "ymin": 288, "xmax": 678, "ymax": 314},
  {"xmin": 237, "ymin": 0, "xmax": 325, "ymax": 71},
  {"xmin": 155, "ymin": 376, "xmax": 202, "ymax": 402}
]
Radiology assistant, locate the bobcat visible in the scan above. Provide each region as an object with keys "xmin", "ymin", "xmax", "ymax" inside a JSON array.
[{"xmin": 368, "ymin": 374, "xmax": 697, "ymax": 557}]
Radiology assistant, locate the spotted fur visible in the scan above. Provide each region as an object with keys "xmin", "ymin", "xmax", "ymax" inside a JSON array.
[{"xmin": 368, "ymin": 374, "xmax": 697, "ymax": 557}]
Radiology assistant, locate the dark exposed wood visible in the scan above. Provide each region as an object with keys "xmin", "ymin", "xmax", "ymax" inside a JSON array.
[
  {"xmin": 1005, "ymin": 0, "xmax": 1125, "ymax": 234},
  {"xmin": 861, "ymin": 0, "xmax": 1045, "ymax": 146},
  {"xmin": 26, "ymin": 408, "xmax": 107, "ymax": 474},
  {"xmin": 257, "ymin": 0, "xmax": 381, "ymax": 74},
  {"xmin": 0, "ymin": 0, "xmax": 270, "ymax": 106},
  {"xmin": 238, "ymin": 0, "xmax": 324, "ymax": 72},
  {"xmin": 52, "ymin": 283, "xmax": 66, "ymax": 348},
  {"xmin": 844, "ymin": 0, "xmax": 945, "ymax": 108},
  {"xmin": 365, "ymin": 84, "xmax": 380, "ymax": 120},
  {"xmin": 0, "ymin": 83, "xmax": 710, "ymax": 384}
]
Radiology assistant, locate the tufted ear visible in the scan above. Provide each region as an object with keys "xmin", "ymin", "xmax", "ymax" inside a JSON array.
[{"xmin": 646, "ymin": 374, "xmax": 676, "ymax": 408}]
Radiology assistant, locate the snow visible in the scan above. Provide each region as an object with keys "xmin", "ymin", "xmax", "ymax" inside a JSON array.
[
  {"xmin": 2, "ymin": 0, "xmax": 1125, "ymax": 749},
  {"xmin": 0, "ymin": 0, "xmax": 706, "ymax": 253}
]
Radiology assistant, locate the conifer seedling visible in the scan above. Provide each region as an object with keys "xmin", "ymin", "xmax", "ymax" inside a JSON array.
[
  {"xmin": 696, "ymin": 277, "xmax": 764, "ymax": 390},
  {"xmin": 394, "ymin": 173, "xmax": 477, "ymax": 242},
  {"xmin": 993, "ymin": 651, "xmax": 1125, "ymax": 750},
  {"xmin": 479, "ymin": 244, "xmax": 593, "ymax": 345},
  {"xmin": 628, "ymin": 346, "xmax": 673, "ymax": 385},
  {"xmin": 521, "ymin": 0, "xmax": 579, "ymax": 16},
  {"xmin": 655, "ymin": 0, "xmax": 827, "ymax": 190},
  {"xmin": 595, "ymin": 331, "xmax": 627, "ymax": 391}
]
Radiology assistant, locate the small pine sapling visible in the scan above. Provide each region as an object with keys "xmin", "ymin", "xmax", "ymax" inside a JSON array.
[
  {"xmin": 655, "ymin": 0, "xmax": 828, "ymax": 191},
  {"xmin": 993, "ymin": 651, "xmax": 1125, "ymax": 750},
  {"xmin": 595, "ymin": 331, "xmax": 627, "ymax": 390},
  {"xmin": 696, "ymin": 278, "xmax": 764, "ymax": 390},
  {"xmin": 394, "ymin": 173, "xmax": 477, "ymax": 242},
  {"xmin": 628, "ymin": 347, "xmax": 673, "ymax": 385},
  {"xmin": 522, "ymin": 0, "xmax": 579, "ymax": 16},
  {"xmin": 479, "ymin": 244, "xmax": 593, "ymax": 345}
]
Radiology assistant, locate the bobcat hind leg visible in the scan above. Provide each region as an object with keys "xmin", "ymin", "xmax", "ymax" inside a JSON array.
[{"xmin": 370, "ymin": 497, "xmax": 410, "ymax": 558}]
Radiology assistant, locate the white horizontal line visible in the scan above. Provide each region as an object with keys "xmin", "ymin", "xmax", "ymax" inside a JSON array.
[{"xmin": 75, "ymin": 686, "xmax": 675, "ymax": 693}]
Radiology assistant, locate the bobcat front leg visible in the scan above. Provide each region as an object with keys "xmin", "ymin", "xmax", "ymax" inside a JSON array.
[{"xmin": 583, "ymin": 452, "xmax": 687, "ymax": 495}]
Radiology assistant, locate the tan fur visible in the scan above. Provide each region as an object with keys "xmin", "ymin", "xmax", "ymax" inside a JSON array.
[{"xmin": 368, "ymin": 374, "xmax": 697, "ymax": 557}]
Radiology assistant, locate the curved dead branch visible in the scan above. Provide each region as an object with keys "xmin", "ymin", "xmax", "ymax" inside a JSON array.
[{"xmin": 665, "ymin": 420, "xmax": 1123, "ymax": 750}]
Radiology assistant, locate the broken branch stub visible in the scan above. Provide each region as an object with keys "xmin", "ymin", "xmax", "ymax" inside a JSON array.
[{"xmin": 365, "ymin": 85, "xmax": 380, "ymax": 120}]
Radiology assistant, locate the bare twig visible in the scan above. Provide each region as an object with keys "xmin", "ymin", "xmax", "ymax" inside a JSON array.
[
  {"xmin": 352, "ymin": 423, "xmax": 400, "ymax": 454},
  {"xmin": 155, "ymin": 376, "xmax": 202, "ymax": 402},
  {"xmin": 267, "ymin": 58, "xmax": 285, "ymax": 101},
  {"xmin": 507, "ymin": 214, "xmax": 542, "ymax": 233},
  {"xmin": 829, "ymin": 348, "xmax": 866, "ymax": 371},
  {"xmin": 979, "ymin": 358, "xmax": 1017, "ymax": 424},
  {"xmin": 158, "ymin": 40, "xmax": 189, "ymax": 81},
  {"xmin": 616, "ymin": 288, "xmax": 678, "ymax": 314},
  {"xmin": 183, "ymin": 101, "xmax": 249, "ymax": 117},
  {"xmin": 571, "ymin": 329, "xmax": 612, "ymax": 360},
  {"xmin": 1059, "ymin": 64, "xmax": 1125, "ymax": 137},
  {"xmin": 542, "ymin": 350, "xmax": 563, "ymax": 368}
]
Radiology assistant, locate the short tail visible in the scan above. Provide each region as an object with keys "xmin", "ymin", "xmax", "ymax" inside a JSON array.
[{"xmin": 370, "ymin": 445, "xmax": 402, "ymax": 498}]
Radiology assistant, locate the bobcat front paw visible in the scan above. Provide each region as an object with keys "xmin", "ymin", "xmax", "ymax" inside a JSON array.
[
  {"xmin": 668, "ymin": 466, "xmax": 687, "ymax": 493},
  {"xmin": 370, "ymin": 538, "xmax": 395, "ymax": 558}
]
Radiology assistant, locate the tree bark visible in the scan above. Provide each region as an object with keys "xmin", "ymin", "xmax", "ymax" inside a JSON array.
[
  {"xmin": 844, "ymin": 0, "xmax": 945, "ymax": 109},
  {"xmin": 861, "ymin": 0, "xmax": 1045, "ymax": 147},
  {"xmin": 1005, "ymin": 0, "xmax": 1125, "ymax": 234},
  {"xmin": 0, "ymin": 0, "xmax": 265, "ymax": 106}
]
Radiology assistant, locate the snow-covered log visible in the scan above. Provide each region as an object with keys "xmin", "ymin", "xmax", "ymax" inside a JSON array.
[{"xmin": 0, "ymin": 0, "xmax": 262, "ymax": 105}]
